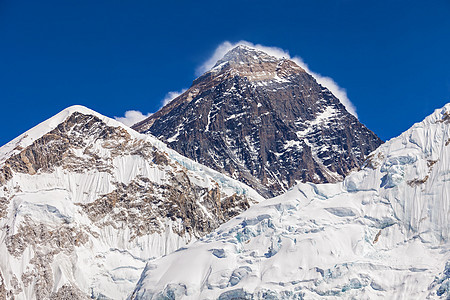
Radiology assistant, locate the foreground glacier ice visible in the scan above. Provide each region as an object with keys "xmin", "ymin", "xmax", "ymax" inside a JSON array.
[{"xmin": 131, "ymin": 104, "xmax": 450, "ymax": 299}]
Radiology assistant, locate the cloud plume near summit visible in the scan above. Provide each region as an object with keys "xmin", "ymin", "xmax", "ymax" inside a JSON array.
[
  {"xmin": 197, "ymin": 41, "xmax": 357, "ymax": 117},
  {"xmin": 115, "ymin": 110, "xmax": 152, "ymax": 127},
  {"xmin": 162, "ymin": 89, "xmax": 187, "ymax": 107}
]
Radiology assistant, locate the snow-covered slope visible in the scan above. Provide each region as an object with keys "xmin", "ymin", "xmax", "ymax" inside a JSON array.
[
  {"xmin": 131, "ymin": 104, "xmax": 450, "ymax": 299},
  {"xmin": 0, "ymin": 105, "xmax": 263, "ymax": 299}
]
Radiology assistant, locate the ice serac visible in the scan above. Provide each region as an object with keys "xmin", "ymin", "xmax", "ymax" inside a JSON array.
[
  {"xmin": 0, "ymin": 105, "xmax": 263, "ymax": 299},
  {"xmin": 133, "ymin": 45, "xmax": 382, "ymax": 198},
  {"xmin": 131, "ymin": 104, "xmax": 450, "ymax": 299}
]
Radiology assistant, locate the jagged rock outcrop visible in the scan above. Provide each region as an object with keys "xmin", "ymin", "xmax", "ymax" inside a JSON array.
[
  {"xmin": 0, "ymin": 106, "xmax": 262, "ymax": 299},
  {"xmin": 51, "ymin": 285, "xmax": 90, "ymax": 300},
  {"xmin": 134, "ymin": 45, "xmax": 382, "ymax": 197},
  {"xmin": 79, "ymin": 175, "xmax": 250, "ymax": 241}
]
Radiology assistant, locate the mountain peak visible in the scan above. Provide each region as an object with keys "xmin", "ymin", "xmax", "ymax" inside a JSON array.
[
  {"xmin": 134, "ymin": 45, "xmax": 382, "ymax": 197},
  {"xmin": 0, "ymin": 103, "xmax": 263, "ymax": 298},
  {"xmin": 0, "ymin": 105, "xmax": 137, "ymax": 166},
  {"xmin": 213, "ymin": 45, "xmax": 281, "ymax": 69},
  {"xmin": 205, "ymin": 44, "xmax": 305, "ymax": 83}
]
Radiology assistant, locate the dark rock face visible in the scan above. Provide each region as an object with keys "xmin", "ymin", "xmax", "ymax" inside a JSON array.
[{"xmin": 134, "ymin": 45, "xmax": 383, "ymax": 197}]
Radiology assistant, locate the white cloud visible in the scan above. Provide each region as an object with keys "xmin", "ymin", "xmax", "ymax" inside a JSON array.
[
  {"xmin": 115, "ymin": 89, "xmax": 186, "ymax": 128},
  {"xmin": 114, "ymin": 110, "xmax": 152, "ymax": 127},
  {"xmin": 162, "ymin": 89, "xmax": 187, "ymax": 107},
  {"xmin": 197, "ymin": 41, "xmax": 357, "ymax": 118}
]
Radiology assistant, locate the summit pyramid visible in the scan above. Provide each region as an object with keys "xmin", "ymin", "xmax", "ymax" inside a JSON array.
[{"xmin": 133, "ymin": 45, "xmax": 383, "ymax": 197}]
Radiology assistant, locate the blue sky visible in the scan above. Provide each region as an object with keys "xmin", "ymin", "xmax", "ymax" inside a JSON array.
[{"xmin": 1, "ymin": 0, "xmax": 449, "ymax": 146}]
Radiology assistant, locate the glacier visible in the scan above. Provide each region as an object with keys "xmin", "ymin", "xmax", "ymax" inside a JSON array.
[{"xmin": 130, "ymin": 104, "xmax": 450, "ymax": 299}]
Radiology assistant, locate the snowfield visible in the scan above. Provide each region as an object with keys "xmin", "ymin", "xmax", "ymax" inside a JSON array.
[{"xmin": 130, "ymin": 104, "xmax": 450, "ymax": 299}]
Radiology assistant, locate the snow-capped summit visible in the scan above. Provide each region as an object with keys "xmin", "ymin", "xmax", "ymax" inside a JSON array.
[
  {"xmin": 213, "ymin": 45, "xmax": 285, "ymax": 68},
  {"xmin": 0, "ymin": 106, "xmax": 263, "ymax": 299},
  {"xmin": 130, "ymin": 103, "xmax": 450, "ymax": 299},
  {"xmin": 214, "ymin": 45, "xmax": 267, "ymax": 64},
  {"xmin": 133, "ymin": 45, "xmax": 382, "ymax": 197},
  {"xmin": 208, "ymin": 45, "xmax": 304, "ymax": 83},
  {"xmin": 0, "ymin": 105, "xmax": 131, "ymax": 165}
]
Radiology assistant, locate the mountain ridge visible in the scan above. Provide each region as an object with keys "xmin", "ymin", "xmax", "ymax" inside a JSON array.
[{"xmin": 0, "ymin": 105, "xmax": 263, "ymax": 299}]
